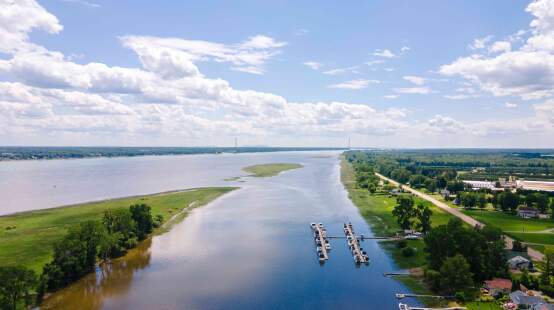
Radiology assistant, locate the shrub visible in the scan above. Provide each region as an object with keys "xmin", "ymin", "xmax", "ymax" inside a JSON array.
[
  {"xmin": 396, "ymin": 240, "xmax": 407, "ymax": 249},
  {"xmin": 402, "ymin": 247, "xmax": 415, "ymax": 257}
]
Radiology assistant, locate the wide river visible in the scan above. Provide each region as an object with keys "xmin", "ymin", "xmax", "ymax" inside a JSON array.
[{"xmin": 1, "ymin": 151, "xmax": 420, "ymax": 309}]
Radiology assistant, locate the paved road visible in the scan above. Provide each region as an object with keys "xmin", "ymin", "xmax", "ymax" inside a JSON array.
[{"xmin": 375, "ymin": 173, "xmax": 544, "ymax": 261}]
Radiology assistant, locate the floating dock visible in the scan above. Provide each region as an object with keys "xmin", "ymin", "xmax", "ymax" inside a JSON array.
[
  {"xmin": 343, "ymin": 223, "xmax": 370, "ymax": 265},
  {"xmin": 311, "ymin": 223, "xmax": 330, "ymax": 263}
]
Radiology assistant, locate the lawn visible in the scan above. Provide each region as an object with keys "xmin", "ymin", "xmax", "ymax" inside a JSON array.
[
  {"xmin": 340, "ymin": 157, "xmax": 453, "ymax": 269},
  {"xmin": 242, "ymin": 163, "xmax": 303, "ymax": 177},
  {"xmin": 0, "ymin": 187, "xmax": 237, "ymax": 273},
  {"xmin": 463, "ymin": 209, "xmax": 554, "ymax": 233}
]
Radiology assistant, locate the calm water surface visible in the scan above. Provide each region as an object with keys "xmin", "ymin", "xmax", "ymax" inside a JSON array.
[{"xmin": 2, "ymin": 152, "xmax": 420, "ymax": 309}]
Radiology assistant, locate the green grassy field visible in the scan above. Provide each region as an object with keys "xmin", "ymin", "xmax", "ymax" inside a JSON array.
[
  {"xmin": 341, "ymin": 159, "xmax": 504, "ymax": 309},
  {"xmin": 340, "ymin": 158, "xmax": 452, "ymax": 269},
  {"xmin": 242, "ymin": 163, "xmax": 303, "ymax": 177},
  {"xmin": 0, "ymin": 187, "xmax": 237, "ymax": 273},
  {"xmin": 462, "ymin": 209, "xmax": 554, "ymax": 249}
]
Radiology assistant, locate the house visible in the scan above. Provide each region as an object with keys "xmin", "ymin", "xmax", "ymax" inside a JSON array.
[
  {"xmin": 509, "ymin": 290, "xmax": 547, "ymax": 309},
  {"xmin": 508, "ymin": 255, "xmax": 534, "ymax": 271},
  {"xmin": 518, "ymin": 207, "xmax": 539, "ymax": 219},
  {"xmin": 484, "ymin": 278, "xmax": 512, "ymax": 296},
  {"xmin": 389, "ymin": 188, "xmax": 402, "ymax": 196}
]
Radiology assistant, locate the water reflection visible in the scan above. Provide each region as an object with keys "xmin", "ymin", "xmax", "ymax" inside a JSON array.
[
  {"xmin": 34, "ymin": 152, "xmax": 418, "ymax": 309},
  {"xmin": 42, "ymin": 239, "xmax": 152, "ymax": 309}
]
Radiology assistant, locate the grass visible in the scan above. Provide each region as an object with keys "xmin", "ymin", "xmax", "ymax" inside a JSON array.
[
  {"xmin": 340, "ymin": 157, "xmax": 453, "ymax": 269},
  {"xmin": 0, "ymin": 187, "xmax": 237, "ymax": 273},
  {"xmin": 242, "ymin": 163, "xmax": 303, "ymax": 177},
  {"xmin": 341, "ymin": 158, "xmax": 499, "ymax": 308},
  {"xmin": 462, "ymin": 209, "xmax": 554, "ymax": 250}
]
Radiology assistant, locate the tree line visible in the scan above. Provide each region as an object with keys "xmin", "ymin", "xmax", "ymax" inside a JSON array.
[{"xmin": 0, "ymin": 203, "xmax": 162, "ymax": 309}]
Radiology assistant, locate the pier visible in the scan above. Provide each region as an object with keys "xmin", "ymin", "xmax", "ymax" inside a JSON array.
[
  {"xmin": 343, "ymin": 223, "xmax": 370, "ymax": 265},
  {"xmin": 399, "ymin": 304, "xmax": 466, "ymax": 310},
  {"xmin": 311, "ymin": 223, "xmax": 330, "ymax": 262}
]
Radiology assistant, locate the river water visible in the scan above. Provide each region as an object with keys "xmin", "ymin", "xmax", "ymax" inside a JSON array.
[{"xmin": 1, "ymin": 151, "xmax": 419, "ymax": 309}]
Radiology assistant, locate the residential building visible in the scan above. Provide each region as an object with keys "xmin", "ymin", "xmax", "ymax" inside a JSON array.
[
  {"xmin": 518, "ymin": 207, "xmax": 539, "ymax": 219},
  {"xmin": 483, "ymin": 278, "xmax": 512, "ymax": 296},
  {"xmin": 509, "ymin": 290, "xmax": 546, "ymax": 309},
  {"xmin": 508, "ymin": 255, "xmax": 534, "ymax": 270}
]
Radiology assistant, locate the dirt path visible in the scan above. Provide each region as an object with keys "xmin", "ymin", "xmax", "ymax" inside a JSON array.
[{"xmin": 375, "ymin": 173, "xmax": 544, "ymax": 261}]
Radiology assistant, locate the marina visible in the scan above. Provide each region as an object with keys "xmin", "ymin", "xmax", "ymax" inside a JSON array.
[
  {"xmin": 311, "ymin": 223, "xmax": 331, "ymax": 262},
  {"xmin": 344, "ymin": 222, "xmax": 370, "ymax": 265}
]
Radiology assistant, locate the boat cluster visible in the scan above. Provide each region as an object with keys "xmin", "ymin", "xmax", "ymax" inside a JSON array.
[
  {"xmin": 344, "ymin": 223, "xmax": 370, "ymax": 265},
  {"xmin": 310, "ymin": 222, "xmax": 330, "ymax": 263}
]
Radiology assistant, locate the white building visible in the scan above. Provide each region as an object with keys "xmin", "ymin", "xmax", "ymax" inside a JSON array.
[{"xmin": 463, "ymin": 180, "xmax": 495, "ymax": 190}]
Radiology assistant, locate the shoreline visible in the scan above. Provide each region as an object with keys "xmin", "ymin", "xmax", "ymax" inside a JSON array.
[
  {"xmin": 0, "ymin": 187, "xmax": 238, "ymax": 273},
  {"xmin": 0, "ymin": 147, "xmax": 345, "ymax": 163},
  {"xmin": 0, "ymin": 187, "xmax": 219, "ymax": 218},
  {"xmin": 339, "ymin": 156, "xmax": 448, "ymax": 308}
]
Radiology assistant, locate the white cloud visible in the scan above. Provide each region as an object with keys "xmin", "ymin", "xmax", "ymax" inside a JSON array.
[
  {"xmin": 426, "ymin": 115, "xmax": 466, "ymax": 133},
  {"xmin": 322, "ymin": 66, "xmax": 358, "ymax": 75},
  {"xmin": 373, "ymin": 49, "xmax": 395, "ymax": 58},
  {"xmin": 1, "ymin": 0, "xmax": 553, "ymax": 146},
  {"xmin": 366, "ymin": 59, "xmax": 385, "ymax": 66},
  {"xmin": 394, "ymin": 87, "xmax": 432, "ymax": 94},
  {"xmin": 60, "ymin": 0, "xmax": 101, "ymax": 8},
  {"xmin": 489, "ymin": 41, "xmax": 511, "ymax": 53},
  {"xmin": 120, "ymin": 34, "xmax": 286, "ymax": 75},
  {"xmin": 444, "ymin": 94, "xmax": 471, "ymax": 100},
  {"xmin": 469, "ymin": 35, "xmax": 493, "ymax": 50},
  {"xmin": 440, "ymin": 0, "xmax": 554, "ymax": 100},
  {"xmin": 505, "ymin": 102, "xmax": 518, "ymax": 108},
  {"xmin": 328, "ymin": 79, "xmax": 379, "ymax": 90},
  {"xmin": 0, "ymin": 0, "xmax": 412, "ymax": 142},
  {"xmin": 303, "ymin": 61, "xmax": 323, "ymax": 70},
  {"xmin": 401, "ymin": 46, "xmax": 411, "ymax": 53},
  {"xmin": 239, "ymin": 35, "xmax": 287, "ymax": 49},
  {"xmin": 403, "ymin": 75, "xmax": 425, "ymax": 85},
  {"xmin": 0, "ymin": 0, "xmax": 63, "ymax": 54}
]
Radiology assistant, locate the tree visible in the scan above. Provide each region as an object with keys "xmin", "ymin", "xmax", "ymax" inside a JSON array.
[
  {"xmin": 535, "ymin": 193, "xmax": 549, "ymax": 213},
  {"xmin": 416, "ymin": 204, "xmax": 433, "ymax": 234},
  {"xmin": 0, "ymin": 266, "xmax": 37, "ymax": 310},
  {"xmin": 446, "ymin": 181, "xmax": 465, "ymax": 194},
  {"xmin": 103, "ymin": 208, "xmax": 136, "ymax": 237},
  {"xmin": 409, "ymin": 174, "xmax": 427, "ymax": 188},
  {"xmin": 40, "ymin": 221, "xmax": 104, "ymax": 293},
  {"xmin": 391, "ymin": 168, "xmax": 412, "ymax": 184},
  {"xmin": 460, "ymin": 192, "xmax": 477, "ymax": 209},
  {"xmin": 424, "ymin": 179, "xmax": 437, "ymax": 193},
  {"xmin": 542, "ymin": 248, "xmax": 554, "ymax": 285},
  {"xmin": 392, "ymin": 195, "xmax": 416, "ymax": 230},
  {"xmin": 498, "ymin": 191, "xmax": 519, "ymax": 213},
  {"xmin": 130, "ymin": 204, "xmax": 154, "ymax": 240},
  {"xmin": 439, "ymin": 255, "xmax": 474, "ymax": 295},
  {"xmin": 436, "ymin": 176, "xmax": 448, "ymax": 189},
  {"xmin": 477, "ymin": 193, "xmax": 487, "ymax": 209}
]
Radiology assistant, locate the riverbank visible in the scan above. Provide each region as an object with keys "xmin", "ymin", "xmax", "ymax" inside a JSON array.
[
  {"xmin": 340, "ymin": 157, "xmax": 503, "ymax": 309},
  {"xmin": 0, "ymin": 187, "xmax": 237, "ymax": 273},
  {"xmin": 243, "ymin": 163, "xmax": 303, "ymax": 177}
]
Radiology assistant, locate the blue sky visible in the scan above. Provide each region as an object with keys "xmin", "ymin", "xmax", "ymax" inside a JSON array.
[{"xmin": 1, "ymin": 0, "xmax": 553, "ymax": 147}]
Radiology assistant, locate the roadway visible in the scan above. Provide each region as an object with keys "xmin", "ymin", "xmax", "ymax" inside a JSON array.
[{"xmin": 375, "ymin": 173, "xmax": 544, "ymax": 261}]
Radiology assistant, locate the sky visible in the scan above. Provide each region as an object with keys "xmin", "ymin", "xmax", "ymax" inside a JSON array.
[{"xmin": 1, "ymin": 0, "xmax": 554, "ymax": 148}]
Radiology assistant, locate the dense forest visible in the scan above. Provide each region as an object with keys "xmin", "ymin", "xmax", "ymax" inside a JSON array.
[{"xmin": 0, "ymin": 146, "xmax": 344, "ymax": 161}]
